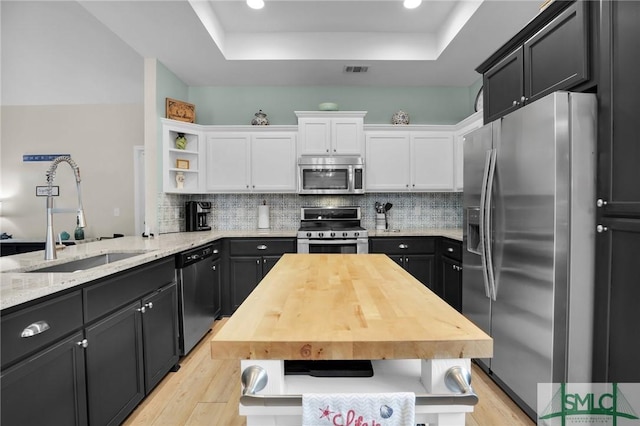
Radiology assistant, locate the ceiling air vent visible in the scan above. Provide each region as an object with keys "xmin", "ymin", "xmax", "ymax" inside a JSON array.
[{"xmin": 343, "ymin": 65, "xmax": 369, "ymax": 73}]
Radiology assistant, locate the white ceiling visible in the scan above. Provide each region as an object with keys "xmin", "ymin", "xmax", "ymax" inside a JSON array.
[{"xmin": 78, "ymin": 0, "xmax": 542, "ymax": 87}]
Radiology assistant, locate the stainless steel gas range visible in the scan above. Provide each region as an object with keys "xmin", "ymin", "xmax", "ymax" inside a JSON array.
[{"xmin": 296, "ymin": 207, "xmax": 368, "ymax": 254}]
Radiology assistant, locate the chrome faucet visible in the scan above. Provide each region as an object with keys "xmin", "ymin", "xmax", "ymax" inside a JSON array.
[{"xmin": 44, "ymin": 156, "xmax": 86, "ymax": 260}]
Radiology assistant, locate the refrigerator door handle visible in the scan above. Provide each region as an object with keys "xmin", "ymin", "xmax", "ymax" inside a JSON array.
[
  {"xmin": 479, "ymin": 149, "xmax": 493, "ymax": 299},
  {"xmin": 484, "ymin": 148, "xmax": 498, "ymax": 301}
]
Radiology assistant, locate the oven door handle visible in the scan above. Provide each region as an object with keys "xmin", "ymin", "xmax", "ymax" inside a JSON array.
[{"xmin": 303, "ymin": 239, "xmax": 360, "ymax": 245}]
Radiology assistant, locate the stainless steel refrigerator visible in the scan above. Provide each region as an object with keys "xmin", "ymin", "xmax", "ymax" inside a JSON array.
[{"xmin": 462, "ymin": 91, "xmax": 597, "ymax": 418}]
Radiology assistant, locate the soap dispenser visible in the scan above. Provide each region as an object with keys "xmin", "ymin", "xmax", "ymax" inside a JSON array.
[{"xmin": 74, "ymin": 217, "xmax": 85, "ymax": 240}]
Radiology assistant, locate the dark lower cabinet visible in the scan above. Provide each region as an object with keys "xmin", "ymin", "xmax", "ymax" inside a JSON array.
[
  {"xmin": 227, "ymin": 238, "xmax": 296, "ymax": 313},
  {"xmin": 141, "ymin": 283, "xmax": 180, "ymax": 393},
  {"xmin": 594, "ymin": 218, "xmax": 640, "ymax": 382},
  {"xmin": 85, "ymin": 301, "xmax": 145, "ymax": 426},
  {"xmin": 0, "ymin": 331, "xmax": 88, "ymax": 426},
  {"xmin": 440, "ymin": 257, "xmax": 462, "ymax": 312},
  {"xmin": 388, "ymin": 254, "xmax": 436, "ymax": 292},
  {"xmin": 212, "ymin": 256, "xmax": 222, "ymax": 319},
  {"xmin": 438, "ymin": 238, "xmax": 462, "ymax": 311},
  {"xmin": 370, "ymin": 237, "xmax": 436, "ymax": 291}
]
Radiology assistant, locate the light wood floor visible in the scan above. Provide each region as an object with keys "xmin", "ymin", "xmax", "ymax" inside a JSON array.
[{"xmin": 124, "ymin": 319, "xmax": 534, "ymax": 426}]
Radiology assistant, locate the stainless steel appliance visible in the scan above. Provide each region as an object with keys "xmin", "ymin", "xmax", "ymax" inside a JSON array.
[
  {"xmin": 462, "ymin": 91, "xmax": 596, "ymax": 418},
  {"xmin": 297, "ymin": 207, "xmax": 368, "ymax": 253},
  {"xmin": 175, "ymin": 244, "xmax": 217, "ymax": 355},
  {"xmin": 185, "ymin": 201, "xmax": 212, "ymax": 232},
  {"xmin": 298, "ymin": 156, "xmax": 364, "ymax": 195}
]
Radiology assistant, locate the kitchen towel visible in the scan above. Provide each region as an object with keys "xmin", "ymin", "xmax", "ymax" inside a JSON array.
[
  {"xmin": 302, "ymin": 392, "xmax": 415, "ymax": 426},
  {"xmin": 258, "ymin": 205, "xmax": 270, "ymax": 229}
]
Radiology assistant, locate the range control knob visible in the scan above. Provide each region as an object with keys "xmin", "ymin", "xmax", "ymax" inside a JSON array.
[
  {"xmin": 306, "ymin": 232, "xmax": 312, "ymax": 238},
  {"xmin": 343, "ymin": 232, "xmax": 348, "ymax": 237},
  {"xmin": 318, "ymin": 232, "xmax": 324, "ymax": 238},
  {"xmin": 354, "ymin": 232, "xmax": 360, "ymax": 237},
  {"xmin": 330, "ymin": 232, "xmax": 336, "ymax": 237}
]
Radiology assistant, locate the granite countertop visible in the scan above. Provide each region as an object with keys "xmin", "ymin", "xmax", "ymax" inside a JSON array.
[{"xmin": 0, "ymin": 228, "xmax": 461, "ymax": 311}]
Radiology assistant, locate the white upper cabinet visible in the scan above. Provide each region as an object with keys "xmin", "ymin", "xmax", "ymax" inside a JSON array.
[
  {"xmin": 365, "ymin": 128, "xmax": 456, "ymax": 192},
  {"xmin": 365, "ymin": 132, "xmax": 411, "ymax": 191},
  {"xmin": 205, "ymin": 130, "xmax": 297, "ymax": 193},
  {"xmin": 296, "ymin": 111, "xmax": 366, "ymax": 156},
  {"xmin": 250, "ymin": 133, "xmax": 297, "ymax": 192},
  {"xmin": 205, "ymin": 133, "xmax": 251, "ymax": 192},
  {"xmin": 411, "ymin": 132, "xmax": 454, "ymax": 191}
]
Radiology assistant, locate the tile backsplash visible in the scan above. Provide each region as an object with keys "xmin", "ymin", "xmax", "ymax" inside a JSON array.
[{"xmin": 157, "ymin": 192, "xmax": 462, "ymax": 234}]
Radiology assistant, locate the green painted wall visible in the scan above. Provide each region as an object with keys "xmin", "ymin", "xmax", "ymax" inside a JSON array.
[{"xmin": 188, "ymin": 85, "xmax": 477, "ymax": 126}]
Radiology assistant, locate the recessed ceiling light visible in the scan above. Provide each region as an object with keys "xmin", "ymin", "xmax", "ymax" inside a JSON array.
[
  {"xmin": 403, "ymin": 0, "xmax": 422, "ymax": 9},
  {"xmin": 247, "ymin": 0, "xmax": 264, "ymax": 10}
]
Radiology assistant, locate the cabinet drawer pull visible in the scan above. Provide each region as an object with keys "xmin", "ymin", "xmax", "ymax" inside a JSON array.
[
  {"xmin": 447, "ymin": 247, "xmax": 454, "ymax": 253},
  {"xmin": 213, "ymin": 249, "xmax": 219, "ymax": 254},
  {"xmin": 398, "ymin": 244, "xmax": 408, "ymax": 249},
  {"xmin": 20, "ymin": 321, "xmax": 50, "ymax": 338},
  {"xmin": 77, "ymin": 339, "xmax": 89, "ymax": 348},
  {"xmin": 257, "ymin": 245, "xmax": 268, "ymax": 250}
]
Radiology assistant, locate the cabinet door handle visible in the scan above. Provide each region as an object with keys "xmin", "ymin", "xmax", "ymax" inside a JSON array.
[
  {"xmin": 263, "ymin": 259, "xmax": 267, "ymax": 263},
  {"xmin": 520, "ymin": 96, "xmax": 528, "ymax": 103},
  {"xmin": 398, "ymin": 244, "xmax": 408, "ymax": 249},
  {"xmin": 145, "ymin": 302, "xmax": 154, "ymax": 309},
  {"xmin": 596, "ymin": 199, "xmax": 608, "ymax": 207},
  {"xmin": 256, "ymin": 260, "xmax": 260, "ymax": 264},
  {"xmin": 596, "ymin": 224, "xmax": 608, "ymax": 233},
  {"xmin": 212, "ymin": 265, "xmax": 217, "ymax": 271},
  {"xmin": 213, "ymin": 249, "xmax": 219, "ymax": 254},
  {"xmin": 257, "ymin": 244, "xmax": 267, "ymax": 250},
  {"xmin": 447, "ymin": 247, "xmax": 454, "ymax": 253},
  {"xmin": 20, "ymin": 321, "xmax": 50, "ymax": 338},
  {"xmin": 137, "ymin": 306, "xmax": 146, "ymax": 313},
  {"xmin": 405, "ymin": 257, "xmax": 409, "ymax": 263},
  {"xmin": 76, "ymin": 339, "xmax": 89, "ymax": 348}
]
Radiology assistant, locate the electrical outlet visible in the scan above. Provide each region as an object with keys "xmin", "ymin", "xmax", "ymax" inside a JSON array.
[{"xmin": 113, "ymin": 207, "xmax": 120, "ymax": 217}]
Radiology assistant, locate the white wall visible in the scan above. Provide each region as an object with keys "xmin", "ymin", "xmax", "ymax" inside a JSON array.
[{"xmin": 0, "ymin": 1, "xmax": 144, "ymax": 239}]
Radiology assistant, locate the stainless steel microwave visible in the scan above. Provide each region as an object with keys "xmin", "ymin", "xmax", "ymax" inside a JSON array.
[{"xmin": 297, "ymin": 156, "xmax": 365, "ymax": 195}]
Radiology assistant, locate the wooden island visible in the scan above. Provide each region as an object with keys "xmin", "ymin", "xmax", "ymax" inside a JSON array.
[{"xmin": 211, "ymin": 254, "xmax": 492, "ymax": 425}]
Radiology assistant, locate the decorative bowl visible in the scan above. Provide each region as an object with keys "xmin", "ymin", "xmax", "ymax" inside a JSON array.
[{"xmin": 318, "ymin": 102, "xmax": 339, "ymax": 111}]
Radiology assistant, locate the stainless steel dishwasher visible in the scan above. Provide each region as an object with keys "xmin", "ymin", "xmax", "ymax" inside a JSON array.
[{"xmin": 175, "ymin": 244, "xmax": 216, "ymax": 355}]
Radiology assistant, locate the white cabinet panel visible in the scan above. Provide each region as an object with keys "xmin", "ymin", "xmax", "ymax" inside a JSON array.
[
  {"xmin": 365, "ymin": 132, "xmax": 411, "ymax": 191},
  {"xmin": 206, "ymin": 133, "xmax": 251, "ymax": 192},
  {"xmin": 251, "ymin": 133, "xmax": 297, "ymax": 192},
  {"xmin": 296, "ymin": 112, "xmax": 366, "ymax": 156},
  {"xmin": 453, "ymin": 113, "xmax": 483, "ymax": 191},
  {"xmin": 411, "ymin": 133, "xmax": 454, "ymax": 191}
]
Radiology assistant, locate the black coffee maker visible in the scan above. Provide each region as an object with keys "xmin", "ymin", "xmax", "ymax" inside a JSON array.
[{"xmin": 185, "ymin": 201, "xmax": 212, "ymax": 232}]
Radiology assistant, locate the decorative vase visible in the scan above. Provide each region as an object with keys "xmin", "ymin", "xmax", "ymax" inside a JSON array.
[
  {"xmin": 251, "ymin": 110, "xmax": 269, "ymax": 125},
  {"xmin": 175, "ymin": 133, "xmax": 187, "ymax": 149},
  {"xmin": 391, "ymin": 110, "xmax": 410, "ymax": 125}
]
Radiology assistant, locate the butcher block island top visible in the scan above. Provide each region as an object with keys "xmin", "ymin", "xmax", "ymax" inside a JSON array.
[{"xmin": 211, "ymin": 254, "xmax": 492, "ymax": 361}]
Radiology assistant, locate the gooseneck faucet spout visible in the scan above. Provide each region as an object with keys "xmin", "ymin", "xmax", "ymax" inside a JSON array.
[{"xmin": 44, "ymin": 156, "xmax": 86, "ymax": 260}]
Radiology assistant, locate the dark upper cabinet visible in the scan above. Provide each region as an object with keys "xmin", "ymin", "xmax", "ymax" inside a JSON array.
[
  {"xmin": 598, "ymin": 0, "xmax": 640, "ymax": 216},
  {"xmin": 480, "ymin": 1, "xmax": 593, "ymax": 123},
  {"xmin": 484, "ymin": 48, "xmax": 524, "ymax": 123},
  {"xmin": 524, "ymin": 1, "xmax": 590, "ymax": 103}
]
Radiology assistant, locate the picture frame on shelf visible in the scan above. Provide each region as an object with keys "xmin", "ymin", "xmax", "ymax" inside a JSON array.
[
  {"xmin": 176, "ymin": 159, "xmax": 190, "ymax": 170},
  {"xmin": 166, "ymin": 98, "xmax": 195, "ymax": 123}
]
